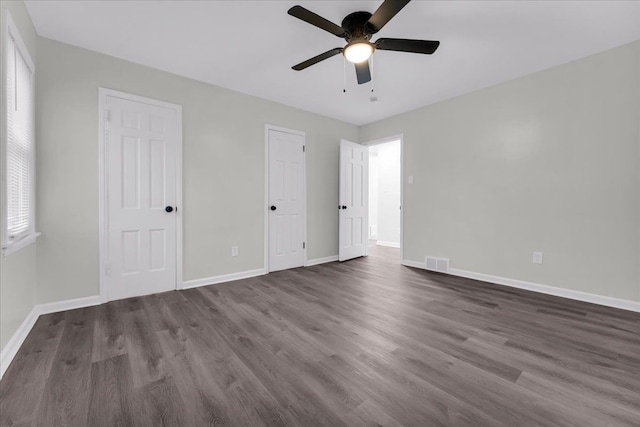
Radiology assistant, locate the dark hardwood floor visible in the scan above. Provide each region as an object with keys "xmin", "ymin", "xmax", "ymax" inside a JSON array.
[{"xmin": 2, "ymin": 243, "xmax": 639, "ymax": 426}]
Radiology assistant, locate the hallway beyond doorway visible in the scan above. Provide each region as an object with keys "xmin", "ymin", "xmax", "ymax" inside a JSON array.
[{"xmin": 368, "ymin": 139, "xmax": 401, "ymax": 249}]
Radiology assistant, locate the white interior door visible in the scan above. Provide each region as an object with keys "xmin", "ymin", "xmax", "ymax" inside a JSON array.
[
  {"xmin": 339, "ymin": 139, "xmax": 368, "ymax": 261},
  {"xmin": 268, "ymin": 128, "xmax": 305, "ymax": 272},
  {"xmin": 105, "ymin": 95, "xmax": 179, "ymax": 300}
]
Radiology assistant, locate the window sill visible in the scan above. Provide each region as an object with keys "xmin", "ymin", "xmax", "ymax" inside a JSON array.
[{"xmin": 2, "ymin": 232, "xmax": 41, "ymax": 257}]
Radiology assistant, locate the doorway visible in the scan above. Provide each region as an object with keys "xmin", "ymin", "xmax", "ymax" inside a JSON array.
[
  {"xmin": 266, "ymin": 125, "xmax": 306, "ymax": 272},
  {"xmin": 99, "ymin": 88, "xmax": 183, "ymax": 301},
  {"xmin": 367, "ymin": 137, "xmax": 402, "ymax": 259}
]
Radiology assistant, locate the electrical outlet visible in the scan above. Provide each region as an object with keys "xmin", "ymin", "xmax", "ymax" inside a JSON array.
[
  {"xmin": 231, "ymin": 246, "xmax": 239, "ymax": 257},
  {"xmin": 408, "ymin": 175, "xmax": 414, "ymax": 184},
  {"xmin": 532, "ymin": 251, "xmax": 543, "ymax": 264}
]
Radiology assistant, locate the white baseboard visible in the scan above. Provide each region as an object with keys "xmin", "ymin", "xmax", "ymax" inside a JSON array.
[
  {"xmin": 401, "ymin": 259, "xmax": 425, "ymax": 269},
  {"xmin": 38, "ymin": 295, "xmax": 103, "ymax": 315},
  {"xmin": 449, "ymin": 268, "xmax": 640, "ymax": 313},
  {"xmin": 183, "ymin": 258, "xmax": 341, "ymax": 290},
  {"xmin": 181, "ymin": 268, "xmax": 267, "ymax": 290},
  {"xmin": 4, "ymin": 260, "xmax": 636, "ymax": 380},
  {"xmin": 0, "ymin": 306, "xmax": 39, "ymax": 379},
  {"xmin": 376, "ymin": 241, "xmax": 400, "ymax": 248},
  {"xmin": 402, "ymin": 259, "xmax": 640, "ymax": 313},
  {"xmin": 305, "ymin": 255, "xmax": 339, "ymax": 267},
  {"xmin": 1, "ymin": 294, "xmax": 103, "ymax": 379},
  {"xmin": 2, "ymin": 266, "xmax": 278, "ymax": 377}
]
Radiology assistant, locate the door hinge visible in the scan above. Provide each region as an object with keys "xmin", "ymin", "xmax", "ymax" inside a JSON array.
[
  {"xmin": 105, "ymin": 109, "xmax": 111, "ymax": 122},
  {"xmin": 105, "ymin": 263, "xmax": 111, "ymax": 277},
  {"xmin": 303, "ymin": 145, "xmax": 305, "ymax": 152},
  {"xmin": 303, "ymin": 242, "xmax": 306, "ymax": 249}
]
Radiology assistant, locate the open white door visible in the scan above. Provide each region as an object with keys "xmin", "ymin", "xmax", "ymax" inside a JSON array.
[{"xmin": 339, "ymin": 140, "xmax": 368, "ymax": 262}]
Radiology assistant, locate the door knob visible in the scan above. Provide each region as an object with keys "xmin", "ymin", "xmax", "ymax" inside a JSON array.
[
  {"xmin": 270, "ymin": 205, "xmax": 277, "ymax": 211},
  {"xmin": 165, "ymin": 206, "xmax": 174, "ymax": 213},
  {"xmin": 338, "ymin": 205, "xmax": 342, "ymax": 210},
  {"xmin": 342, "ymin": 205, "xmax": 347, "ymax": 210}
]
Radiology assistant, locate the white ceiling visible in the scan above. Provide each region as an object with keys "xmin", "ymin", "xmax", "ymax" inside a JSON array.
[{"xmin": 25, "ymin": 1, "xmax": 640, "ymax": 126}]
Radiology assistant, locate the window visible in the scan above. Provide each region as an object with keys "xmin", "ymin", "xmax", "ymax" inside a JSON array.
[{"xmin": 3, "ymin": 14, "xmax": 37, "ymax": 255}]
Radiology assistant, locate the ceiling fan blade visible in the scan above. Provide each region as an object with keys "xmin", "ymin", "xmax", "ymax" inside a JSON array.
[
  {"xmin": 375, "ymin": 38, "xmax": 440, "ymax": 54},
  {"xmin": 292, "ymin": 48, "xmax": 343, "ymax": 71},
  {"xmin": 367, "ymin": 0, "xmax": 411, "ymax": 32},
  {"xmin": 288, "ymin": 5, "xmax": 347, "ymax": 37},
  {"xmin": 355, "ymin": 61, "xmax": 371, "ymax": 85}
]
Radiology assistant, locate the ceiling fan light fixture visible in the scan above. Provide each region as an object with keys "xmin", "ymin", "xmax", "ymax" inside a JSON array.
[
  {"xmin": 288, "ymin": 1, "xmax": 440, "ymax": 86},
  {"xmin": 344, "ymin": 41, "xmax": 373, "ymax": 63}
]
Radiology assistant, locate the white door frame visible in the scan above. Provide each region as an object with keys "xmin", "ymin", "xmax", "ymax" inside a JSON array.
[
  {"xmin": 98, "ymin": 87, "xmax": 183, "ymax": 302},
  {"xmin": 264, "ymin": 124, "xmax": 307, "ymax": 272},
  {"xmin": 361, "ymin": 134, "xmax": 404, "ymax": 261}
]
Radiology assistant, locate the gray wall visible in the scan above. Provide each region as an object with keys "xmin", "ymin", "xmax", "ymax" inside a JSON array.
[
  {"xmin": 361, "ymin": 41, "xmax": 640, "ymax": 302},
  {"xmin": 0, "ymin": 0, "xmax": 38, "ymax": 351},
  {"xmin": 35, "ymin": 37, "xmax": 358, "ymax": 304}
]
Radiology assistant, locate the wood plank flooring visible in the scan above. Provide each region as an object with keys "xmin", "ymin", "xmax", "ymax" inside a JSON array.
[{"xmin": 2, "ymin": 243, "xmax": 639, "ymax": 426}]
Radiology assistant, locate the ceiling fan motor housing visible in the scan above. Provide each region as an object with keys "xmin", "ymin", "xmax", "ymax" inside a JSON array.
[{"xmin": 341, "ymin": 11, "xmax": 376, "ymax": 42}]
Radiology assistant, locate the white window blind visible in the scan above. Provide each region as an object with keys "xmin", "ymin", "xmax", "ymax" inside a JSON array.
[{"xmin": 6, "ymin": 31, "xmax": 34, "ymax": 241}]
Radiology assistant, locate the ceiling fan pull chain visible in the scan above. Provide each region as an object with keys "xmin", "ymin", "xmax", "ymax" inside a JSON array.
[
  {"xmin": 343, "ymin": 56, "xmax": 346, "ymax": 93},
  {"xmin": 371, "ymin": 54, "xmax": 375, "ymax": 93}
]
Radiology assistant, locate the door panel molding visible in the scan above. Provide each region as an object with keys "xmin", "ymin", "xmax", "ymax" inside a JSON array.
[
  {"xmin": 98, "ymin": 87, "xmax": 183, "ymax": 302},
  {"xmin": 264, "ymin": 125, "xmax": 307, "ymax": 272}
]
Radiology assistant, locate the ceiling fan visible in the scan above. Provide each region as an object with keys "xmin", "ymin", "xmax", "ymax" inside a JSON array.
[{"xmin": 288, "ymin": 0, "xmax": 440, "ymax": 85}]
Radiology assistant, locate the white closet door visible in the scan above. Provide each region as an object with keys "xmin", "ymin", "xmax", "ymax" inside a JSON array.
[
  {"xmin": 268, "ymin": 129, "xmax": 305, "ymax": 272},
  {"xmin": 106, "ymin": 95, "xmax": 178, "ymax": 300}
]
